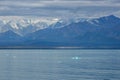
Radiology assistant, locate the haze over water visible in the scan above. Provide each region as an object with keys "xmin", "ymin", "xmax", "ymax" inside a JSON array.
[{"xmin": 0, "ymin": 50, "xmax": 120, "ymax": 80}]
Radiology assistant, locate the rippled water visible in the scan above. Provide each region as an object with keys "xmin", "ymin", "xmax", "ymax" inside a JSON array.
[{"xmin": 0, "ymin": 50, "xmax": 120, "ymax": 80}]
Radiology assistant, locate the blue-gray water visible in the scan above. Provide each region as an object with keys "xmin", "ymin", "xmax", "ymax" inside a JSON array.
[{"xmin": 0, "ymin": 50, "xmax": 120, "ymax": 80}]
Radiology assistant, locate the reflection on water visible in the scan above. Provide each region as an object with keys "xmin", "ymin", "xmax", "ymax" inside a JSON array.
[{"xmin": 0, "ymin": 50, "xmax": 120, "ymax": 80}]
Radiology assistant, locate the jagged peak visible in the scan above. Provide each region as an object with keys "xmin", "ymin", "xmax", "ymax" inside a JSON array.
[{"xmin": 98, "ymin": 15, "xmax": 120, "ymax": 20}]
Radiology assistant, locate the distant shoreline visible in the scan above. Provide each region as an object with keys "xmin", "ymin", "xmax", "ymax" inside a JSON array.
[{"xmin": 0, "ymin": 46, "xmax": 119, "ymax": 50}]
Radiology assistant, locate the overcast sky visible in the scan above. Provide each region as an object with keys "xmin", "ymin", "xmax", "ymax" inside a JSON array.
[{"xmin": 0, "ymin": 0, "xmax": 120, "ymax": 18}]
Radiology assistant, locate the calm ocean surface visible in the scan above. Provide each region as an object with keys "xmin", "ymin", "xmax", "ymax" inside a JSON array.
[{"xmin": 0, "ymin": 50, "xmax": 120, "ymax": 80}]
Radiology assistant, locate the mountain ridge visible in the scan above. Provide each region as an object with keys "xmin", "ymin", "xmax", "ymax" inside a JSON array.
[{"xmin": 0, "ymin": 15, "xmax": 120, "ymax": 48}]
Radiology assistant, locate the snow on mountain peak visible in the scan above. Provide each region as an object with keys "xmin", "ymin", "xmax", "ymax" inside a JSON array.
[
  {"xmin": 0, "ymin": 16, "xmax": 60, "ymax": 35},
  {"xmin": 0, "ymin": 15, "xmax": 118, "ymax": 36},
  {"xmin": 0, "ymin": 16, "xmax": 59, "ymax": 25},
  {"xmin": 9, "ymin": 21, "xmax": 19, "ymax": 30}
]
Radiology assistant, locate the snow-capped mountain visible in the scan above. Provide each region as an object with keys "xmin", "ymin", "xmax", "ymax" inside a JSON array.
[
  {"xmin": 24, "ymin": 15, "xmax": 120, "ymax": 48},
  {"xmin": 0, "ymin": 15, "xmax": 120, "ymax": 48},
  {"xmin": 0, "ymin": 16, "xmax": 92, "ymax": 36},
  {"xmin": 87, "ymin": 15, "xmax": 120, "ymax": 27},
  {"xmin": 0, "ymin": 16, "xmax": 60, "ymax": 35},
  {"xmin": 0, "ymin": 16, "xmax": 102, "ymax": 36}
]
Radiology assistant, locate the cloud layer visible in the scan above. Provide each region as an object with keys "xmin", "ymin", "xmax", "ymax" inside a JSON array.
[{"xmin": 0, "ymin": 0, "xmax": 120, "ymax": 18}]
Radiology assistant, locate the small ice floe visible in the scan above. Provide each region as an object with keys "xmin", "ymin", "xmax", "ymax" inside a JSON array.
[{"xmin": 72, "ymin": 57, "xmax": 81, "ymax": 60}]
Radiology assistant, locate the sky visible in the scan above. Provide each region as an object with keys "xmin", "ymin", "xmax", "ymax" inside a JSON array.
[{"xmin": 0, "ymin": 0, "xmax": 120, "ymax": 18}]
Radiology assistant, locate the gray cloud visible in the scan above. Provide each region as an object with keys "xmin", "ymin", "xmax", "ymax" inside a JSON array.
[{"xmin": 0, "ymin": 0, "xmax": 120, "ymax": 17}]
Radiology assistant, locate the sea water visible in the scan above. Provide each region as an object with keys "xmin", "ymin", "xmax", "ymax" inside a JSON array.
[{"xmin": 0, "ymin": 50, "xmax": 120, "ymax": 80}]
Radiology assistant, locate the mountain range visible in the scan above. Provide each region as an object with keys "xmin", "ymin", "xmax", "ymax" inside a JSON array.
[{"xmin": 0, "ymin": 15, "xmax": 120, "ymax": 48}]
